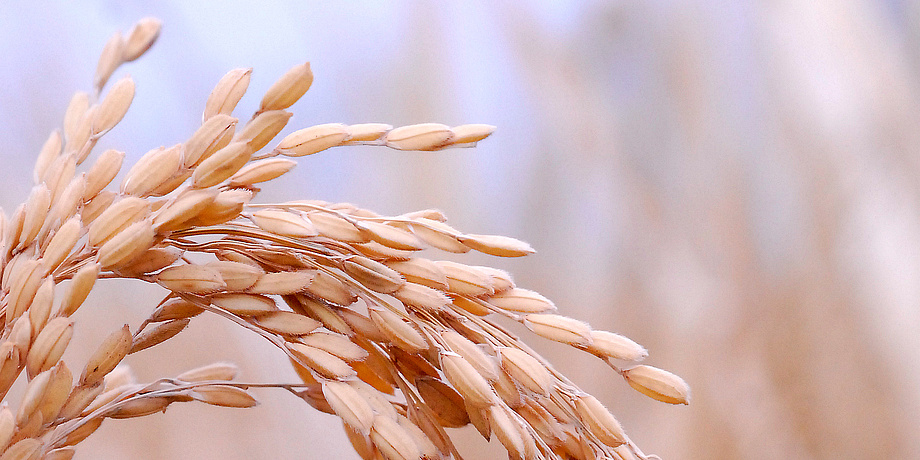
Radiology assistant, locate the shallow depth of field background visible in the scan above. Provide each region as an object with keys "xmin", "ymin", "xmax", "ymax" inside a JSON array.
[{"xmin": 1, "ymin": 1, "xmax": 919, "ymax": 459}]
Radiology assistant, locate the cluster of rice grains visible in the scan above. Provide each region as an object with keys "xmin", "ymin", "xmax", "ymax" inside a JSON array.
[{"xmin": 0, "ymin": 18, "xmax": 689, "ymax": 460}]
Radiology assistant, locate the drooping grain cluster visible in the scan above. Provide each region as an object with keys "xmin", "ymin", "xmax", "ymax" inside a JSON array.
[{"xmin": 0, "ymin": 18, "xmax": 689, "ymax": 460}]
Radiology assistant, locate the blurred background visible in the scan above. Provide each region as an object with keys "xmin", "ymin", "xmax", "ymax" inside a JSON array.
[{"xmin": 2, "ymin": 1, "xmax": 919, "ymax": 458}]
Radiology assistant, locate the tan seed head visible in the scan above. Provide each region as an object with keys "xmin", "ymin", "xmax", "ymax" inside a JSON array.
[
  {"xmin": 185, "ymin": 114, "xmax": 238, "ymax": 166},
  {"xmin": 129, "ymin": 318, "xmax": 190, "ymax": 354},
  {"xmin": 235, "ymin": 110, "xmax": 292, "ymax": 151},
  {"xmin": 440, "ymin": 352, "xmax": 496, "ymax": 409},
  {"xmin": 81, "ymin": 325, "xmax": 133, "ymax": 386},
  {"xmin": 176, "ymin": 362, "xmax": 240, "ymax": 382},
  {"xmin": 227, "ymin": 158, "xmax": 297, "ymax": 187},
  {"xmin": 449, "ymin": 124, "xmax": 496, "ymax": 144},
  {"xmin": 487, "ymin": 288, "xmax": 556, "ymax": 314},
  {"xmin": 286, "ymin": 342, "xmax": 356, "ymax": 380},
  {"xmin": 94, "ymin": 31, "xmax": 124, "ymax": 91},
  {"xmin": 623, "ymin": 365, "xmax": 690, "ymax": 405},
  {"xmin": 587, "ymin": 330, "xmax": 648, "ymax": 362},
  {"xmin": 246, "ymin": 270, "xmax": 316, "ymax": 295},
  {"xmin": 33, "ymin": 130, "xmax": 63, "ymax": 185},
  {"xmin": 191, "ymin": 385, "xmax": 258, "ymax": 408},
  {"xmin": 498, "ymin": 346, "xmax": 553, "ymax": 397},
  {"xmin": 369, "ymin": 414, "xmax": 421, "ymax": 460},
  {"xmin": 252, "ymin": 311, "xmax": 322, "ymax": 336},
  {"xmin": 122, "ymin": 17, "xmax": 162, "ymax": 62},
  {"xmin": 384, "ymin": 123, "xmax": 453, "ymax": 151},
  {"xmin": 322, "ymin": 381, "xmax": 374, "ymax": 434},
  {"xmin": 155, "ymin": 264, "xmax": 227, "ymax": 294},
  {"xmin": 459, "ymin": 233, "xmax": 535, "ymax": 258},
  {"xmin": 275, "ymin": 123, "xmax": 349, "ymax": 157},
  {"xmin": 250, "ymin": 209, "xmax": 318, "ymax": 238},
  {"xmin": 369, "ymin": 308, "xmax": 428, "ymax": 354},
  {"xmin": 41, "ymin": 216, "xmax": 83, "ymax": 273},
  {"xmin": 203, "ymin": 68, "xmax": 252, "ymax": 121},
  {"xmin": 344, "ymin": 123, "xmax": 392, "ymax": 144},
  {"xmin": 523, "ymin": 314, "xmax": 593, "ymax": 347},
  {"xmin": 26, "ymin": 317, "xmax": 73, "ymax": 379},
  {"xmin": 210, "ymin": 293, "xmax": 278, "ymax": 316},
  {"xmin": 93, "ymin": 76, "xmax": 135, "ymax": 135},
  {"xmin": 573, "ymin": 394, "xmax": 627, "ymax": 447},
  {"xmin": 260, "ymin": 62, "xmax": 314, "ymax": 112},
  {"xmin": 122, "ymin": 144, "xmax": 185, "ymax": 197},
  {"xmin": 192, "ymin": 141, "xmax": 252, "ymax": 188}
]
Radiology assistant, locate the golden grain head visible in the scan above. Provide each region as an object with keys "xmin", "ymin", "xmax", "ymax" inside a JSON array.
[
  {"xmin": 624, "ymin": 365, "xmax": 691, "ymax": 405},
  {"xmin": 440, "ymin": 353, "xmax": 497, "ymax": 409},
  {"xmin": 94, "ymin": 31, "xmax": 124, "ymax": 91},
  {"xmin": 260, "ymin": 62, "xmax": 314, "ymax": 113},
  {"xmin": 203, "ymin": 68, "xmax": 252, "ymax": 122},
  {"xmin": 122, "ymin": 17, "xmax": 161, "ymax": 62},
  {"xmin": 191, "ymin": 385, "xmax": 258, "ymax": 408},
  {"xmin": 384, "ymin": 123, "xmax": 453, "ymax": 151},
  {"xmin": 322, "ymin": 381, "xmax": 374, "ymax": 434},
  {"xmin": 176, "ymin": 362, "xmax": 240, "ymax": 382},
  {"xmin": 93, "ymin": 76, "xmax": 135, "ymax": 135},
  {"xmin": 185, "ymin": 114, "xmax": 238, "ymax": 166},
  {"xmin": 0, "ymin": 17, "xmax": 687, "ymax": 460}
]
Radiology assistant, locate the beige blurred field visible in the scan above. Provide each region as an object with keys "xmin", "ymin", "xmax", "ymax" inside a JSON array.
[{"xmin": 2, "ymin": 1, "xmax": 919, "ymax": 459}]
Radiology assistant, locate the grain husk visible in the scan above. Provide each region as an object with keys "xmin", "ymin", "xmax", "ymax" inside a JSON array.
[
  {"xmin": 192, "ymin": 141, "xmax": 252, "ymax": 188},
  {"xmin": 122, "ymin": 17, "xmax": 161, "ymax": 62},
  {"xmin": 93, "ymin": 76, "xmax": 134, "ymax": 135},
  {"xmin": 87, "ymin": 197, "xmax": 149, "ymax": 247},
  {"xmin": 250, "ymin": 209, "xmax": 317, "ymax": 238},
  {"xmin": 121, "ymin": 145, "xmax": 183, "ymax": 197},
  {"xmin": 155, "ymin": 264, "xmax": 226, "ymax": 294},
  {"xmin": 459, "ymin": 233, "xmax": 535, "ymax": 258},
  {"xmin": 260, "ymin": 62, "xmax": 313, "ymax": 112},
  {"xmin": 81, "ymin": 325, "xmax": 132, "ymax": 386},
  {"xmin": 252, "ymin": 311, "xmax": 322, "ymax": 336},
  {"xmin": 94, "ymin": 31, "xmax": 124, "ymax": 91},
  {"xmin": 523, "ymin": 314, "xmax": 593, "ymax": 347},
  {"xmin": 33, "ymin": 131, "xmax": 62, "ymax": 185},
  {"xmin": 185, "ymin": 114, "xmax": 238, "ymax": 166},
  {"xmin": 204, "ymin": 260, "xmax": 263, "ymax": 291},
  {"xmin": 203, "ymin": 69, "xmax": 251, "ymax": 122},
  {"xmin": 129, "ymin": 319, "xmax": 190, "ymax": 354},
  {"xmin": 369, "ymin": 308, "xmax": 428, "ymax": 354},
  {"xmin": 587, "ymin": 331, "xmax": 648, "ymax": 362},
  {"xmin": 487, "ymin": 288, "xmax": 556, "ymax": 314},
  {"xmin": 497, "ymin": 347, "xmax": 553, "ymax": 396},
  {"xmin": 307, "ymin": 211, "xmax": 367, "ymax": 243},
  {"xmin": 176, "ymin": 362, "xmax": 239, "ymax": 382},
  {"xmin": 210, "ymin": 293, "xmax": 278, "ymax": 316},
  {"xmin": 384, "ymin": 123, "xmax": 452, "ymax": 151},
  {"xmin": 59, "ymin": 263, "xmax": 100, "ymax": 317},
  {"xmin": 275, "ymin": 123, "xmax": 349, "ymax": 157},
  {"xmin": 440, "ymin": 353, "xmax": 496, "ymax": 409},
  {"xmin": 369, "ymin": 414, "xmax": 421, "ymax": 460},
  {"xmin": 298, "ymin": 332, "xmax": 368, "ymax": 362},
  {"xmin": 442, "ymin": 330, "xmax": 499, "ymax": 381},
  {"xmin": 322, "ymin": 380, "xmax": 374, "ymax": 434},
  {"xmin": 286, "ymin": 342, "xmax": 356, "ymax": 380},
  {"xmin": 415, "ymin": 376, "xmax": 470, "ymax": 428},
  {"xmin": 191, "ymin": 385, "xmax": 258, "ymax": 408},
  {"xmin": 26, "ymin": 317, "xmax": 73, "ymax": 378},
  {"xmin": 623, "ymin": 365, "xmax": 690, "ymax": 405},
  {"xmin": 573, "ymin": 394, "xmax": 626, "ymax": 447},
  {"xmin": 235, "ymin": 110, "xmax": 291, "ymax": 151},
  {"xmin": 227, "ymin": 158, "xmax": 297, "ymax": 187},
  {"xmin": 246, "ymin": 270, "xmax": 316, "ymax": 295}
]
